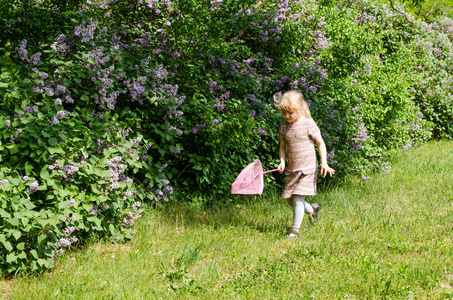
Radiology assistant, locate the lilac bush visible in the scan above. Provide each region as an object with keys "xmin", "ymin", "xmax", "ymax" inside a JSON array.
[{"xmin": 0, "ymin": 0, "xmax": 452, "ymax": 273}]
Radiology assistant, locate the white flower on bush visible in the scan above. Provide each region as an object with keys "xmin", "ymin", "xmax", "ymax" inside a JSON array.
[{"xmin": 26, "ymin": 181, "xmax": 39, "ymax": 194}]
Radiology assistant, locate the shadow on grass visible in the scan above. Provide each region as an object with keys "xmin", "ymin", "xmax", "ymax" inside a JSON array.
[
  {"xmin": 155, "ymin": 189, "xmax": 290, "ymax": 232},
  {"xmin": 153, "ymin": 183, "xmax": 342, "ymax": 235}
]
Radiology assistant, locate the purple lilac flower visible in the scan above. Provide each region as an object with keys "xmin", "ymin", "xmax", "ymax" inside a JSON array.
[
  {"xmin": 69, "ymin": 199, "xmax": 76, "ymax": 206},
  {"xmin": 168, "ymin": 126, "xmax": 183, "ymax": 135},
  {"xmin": 207, "ymin": 81, "xmax": 223, "ymax": 91},
  {"xmin": 24, "ymin": 106, "xmax": 39, "ymax": 114},
  {"xmin": 362, "ymin": 176, "xmax": 370, "ymax": 181},
  {"xmin": 57, "ymin": 238, "xmax": 71, "ymax": 248},
  {"xmin": 402, "ymin": 140, "xmax": 413, "ymax": 151},
  {"xmin": 327, "ymin": 149, "xmax": 335, "ymax": 161},
  {"xmin": 214, "ymin": 103, "xmax": 228, "ymax": 111},
  {"xmin": 356, "ymin": 123, "xmax": 369, "ymax": 142},
  {"xmin": 244, "ymin": 58, "xmax": 256, "ymax": 65},
  {"xmin": 170, "ymin": 52, "xmax": 181, "ymax": 59},
  {"xmin": 74, "ymin": 19, "xmax": 98, "ymax": 43},
  {"xmin": 56, "ymin": 110, "xmax": 70, "ymax": 119},
  {"xmin": 213, "ymin": 119, "xmax": 220, "ymax": 125},
  {"xmin": 315, "ymin": 30, "xmax": 331, "ymax": 49},
  {"xmin": 26, "ymin": 181, "xmax": 39, "ymax": 194},
  {"xmin": 55, "ymin": 85, "xmax": 67, "ymax": 96},
  {"xmin": 153, "ymin": 179, "xmax": 174, "ymax": 202},
  {"xmin": 16, "ymin": 39, "xmax": 30, "ymax": 62},
  {"xmin": 51, "ymin": 34, "xmax": 70, "ymax": 56},
  {"xmin": 408, "ymin": 121, "xmax": 420, "ymax": 132},
  {"xmin": 351, "ymin": 122, "xmax": 369, "ymax": 150},
  {"xmin": 132, "ymin": 137, "xmax": 142, "ymax": 144},
  {"xmin": 171, "ymin": 147, "xmax": 181, "ymax": 154},
  {"xmin": 124, "ymin": 77, "xmax": 147, "ymax": 102},
  {"xmin": 308, "ymin": 85, "xmax": 317, "ymax": 94},
  {"xmin": 29, "ymin": 52, "xmax": 42, "ymax": 65},
  {"xmin": 54, "ymin": 98, "xmax": 63, "ymax": 106}
]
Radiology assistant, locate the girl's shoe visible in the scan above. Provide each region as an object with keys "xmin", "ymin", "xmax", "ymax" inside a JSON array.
[
  {"xmin": 286, "ymin": 229, "xmax": 300, "ymax": 239},
  {"xmin": 310, "ymin": 203, "xmax": 320, "ymax": 223}
]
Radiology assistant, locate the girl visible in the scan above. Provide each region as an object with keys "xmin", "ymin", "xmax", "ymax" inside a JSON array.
[{"xmin": 275, "ymin": 91, "xmax": 335, "ymax": 239}]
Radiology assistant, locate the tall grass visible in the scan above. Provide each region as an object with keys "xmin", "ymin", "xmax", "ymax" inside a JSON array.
[{"xmin": 1, "ymin": 140, "xmax": 453, "ymax": 299}]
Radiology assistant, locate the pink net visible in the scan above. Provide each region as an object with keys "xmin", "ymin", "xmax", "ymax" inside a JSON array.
[{"xmin": 231, "ymin": 160, "xmax": 264, "ymax": 194}]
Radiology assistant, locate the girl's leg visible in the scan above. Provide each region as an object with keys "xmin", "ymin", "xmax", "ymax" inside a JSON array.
[
  {"xmin": 287, "ymin": 196, "xmax": 319, "ymax": 238},
  {"xmin": 303, "ymin": 198, "xmax": 314, "ymax": 214},
  {"xmin": 303, "ymin": 198, "xmax": 320, "ymax": 222},
  {"xmin": 292, "ymin": 195, "xmax": 310, "ymax": 230}
]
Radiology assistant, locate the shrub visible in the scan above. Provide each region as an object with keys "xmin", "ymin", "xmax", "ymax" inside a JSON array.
[{"xmin": 0, "ymin": 0, "xmax": 451, "ymax": 273}]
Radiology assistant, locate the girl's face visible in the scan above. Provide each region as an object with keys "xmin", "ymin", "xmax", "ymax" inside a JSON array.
[{"xmin": 282, "ymin": 109, "xmax": 301, "ymax": 124}]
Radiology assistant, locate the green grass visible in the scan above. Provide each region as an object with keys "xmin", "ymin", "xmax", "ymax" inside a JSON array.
[{"xmin": 2, "ymin": 140, "xmax": 453, "ymax": 299}]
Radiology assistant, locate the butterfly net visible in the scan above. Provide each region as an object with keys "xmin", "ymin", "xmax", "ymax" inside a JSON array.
[{"xmin": 231, "ymin": 160, "xmax": 264, "ymax": 194}]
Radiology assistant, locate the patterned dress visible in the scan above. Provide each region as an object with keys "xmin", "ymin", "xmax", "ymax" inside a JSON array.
[{"xmin": 279, "ymin": 117, "xmax": 321, "ymax": 198}]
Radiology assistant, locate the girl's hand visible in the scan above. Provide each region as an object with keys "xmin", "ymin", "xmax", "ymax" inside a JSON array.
[
  {"xmin": 320, "ymin": 163, "xmax": 335, "ymax": 177},
  {"xmin": 278, "ymin": 162, "xmax": 285, "ymax": 174}
]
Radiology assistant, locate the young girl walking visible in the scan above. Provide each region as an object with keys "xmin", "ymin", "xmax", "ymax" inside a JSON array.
[{"xmin": 275, "ymin": 91, "xmax": 335, "ymax": 239}]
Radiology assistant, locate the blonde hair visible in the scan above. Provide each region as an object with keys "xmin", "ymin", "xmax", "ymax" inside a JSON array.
[{"xmin": 274, "ymin": 91, "xmax": 312, "ymax": 118}]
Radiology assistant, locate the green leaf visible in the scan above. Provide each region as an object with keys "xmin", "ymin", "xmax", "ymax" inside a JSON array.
[
  {"xmin": 30, "ymin": 249, "xmax": 39, "ymax": 259},
  {"xmin": 37, "ymin": 234, "xmax": 47, "ymax": 245},
  {"xmin": 11, "ymin": 229, "xmax": 21, "ymax": 240},
  {"xmin": 0, "ymin": 235, "xmax": 13, "ymax": 251},
  {"xmin": 8, "ymin": 217, "xmax": 20, "ymax": 226},
  {"xmin": 83, "ymin": 203, "xmax": 93, "ymax": 212},
  {"xmin": 25, "ymin": 161, "xmax": 33, "ymax": 175},
  {"xmin": 48, "ymin": 147, "xmax": 65, "ymax": 154},
  {"xmin": 17, "ymin": 243, "xmax": 25, "ymax": 251},
  {"xmin": 21, "ymin": 198, "xmax": 36, "ymax": 210},
  {"xmin": 6, "ymin": 253, "xmax": 17, "ymax": 263},
  {"xmin": 21, "ymin": 217, "xmax": 29, "ymax": 226},
  {"xmin": 0, "ymin": 208, "xmax": 10, "ymax": 218},
  {"xmin": 40, "ymin": 168, "xmax": 50, "ymax": 180},
  {"xmin": 11, "ymin": 91, "xmax": 20, "ymax": 99},
  {"xmin": 48, "ymin": 138, "xmax": 58, "ymax": 146}
]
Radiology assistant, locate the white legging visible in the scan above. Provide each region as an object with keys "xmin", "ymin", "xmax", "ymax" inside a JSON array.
[{"xmin": 287, "ymin": 195, "xmax": 314, "ymax": 230}]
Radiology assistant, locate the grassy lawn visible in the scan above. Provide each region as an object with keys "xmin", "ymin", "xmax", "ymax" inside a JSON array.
[{"xmin": 1, "ymin": 140, "xmax": 453, "ymax": 299}]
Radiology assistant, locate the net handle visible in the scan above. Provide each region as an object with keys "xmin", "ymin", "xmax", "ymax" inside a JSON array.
[{"xmin": 262, "ymin": 168, "xmax": 292, "ymax": 174}]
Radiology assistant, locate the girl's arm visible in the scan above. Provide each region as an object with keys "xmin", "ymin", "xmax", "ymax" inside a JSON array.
[
  {"xmin": 278, "ymin": 139, "xmax": 286, "ymax": 173},
  {"xmin": 314, "ymin": 135, "xmax": 335, "ymax": 177}
]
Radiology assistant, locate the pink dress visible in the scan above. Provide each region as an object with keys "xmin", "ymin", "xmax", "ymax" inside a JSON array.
[{"xmin": 279, "ymin": 118, "xmax": 321, "ymax": 198}]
